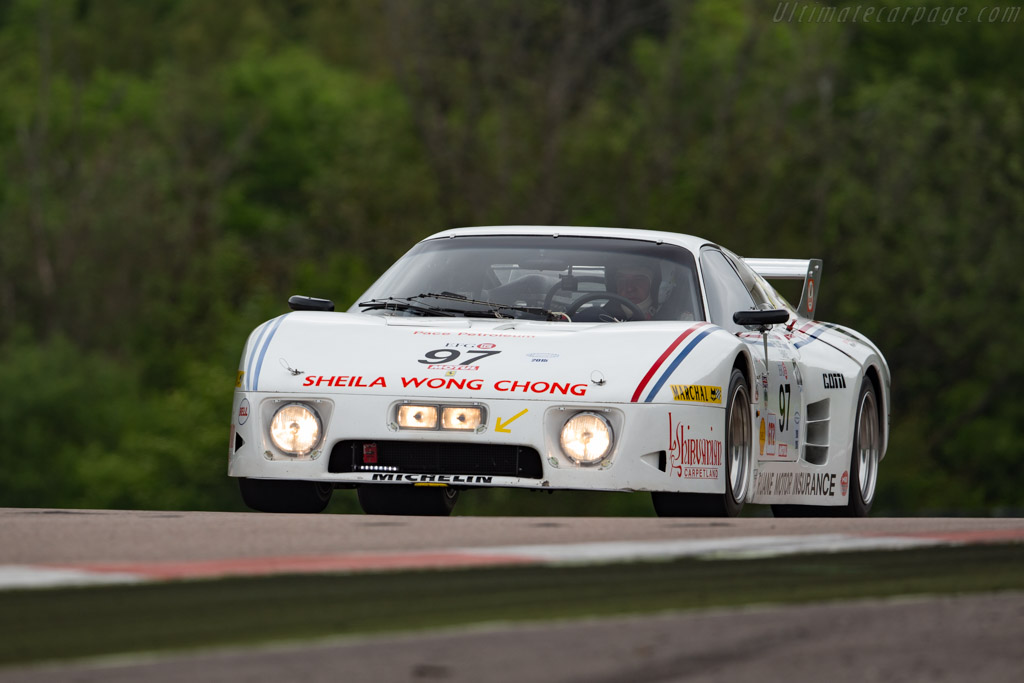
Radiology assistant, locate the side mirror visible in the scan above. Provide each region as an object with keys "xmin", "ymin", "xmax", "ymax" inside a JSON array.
[
  {"xmin": 733, "ymin": 309, "xmax": 789, "ymax": 328},
  {"xmin": 734, "ymin": 310, "xmax": 790, "ymax": 397},
  {"xmin": 288, "ymin": 295, "xmax": 335, "ymax": 312}
]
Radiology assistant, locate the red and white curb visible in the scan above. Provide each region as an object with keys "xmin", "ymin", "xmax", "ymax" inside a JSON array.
[{"xmin": 4, "ymin": 529, "xmax": 1023, "ymax": 591}]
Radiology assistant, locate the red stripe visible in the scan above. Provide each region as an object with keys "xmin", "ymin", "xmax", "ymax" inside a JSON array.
[
  {"xmin": 630, "ymin": 324, "xmax": 706, "ymax": 403},
  {"xmin": 29, "ymin": 528, "xmax": 1024, "ymax": 585}
]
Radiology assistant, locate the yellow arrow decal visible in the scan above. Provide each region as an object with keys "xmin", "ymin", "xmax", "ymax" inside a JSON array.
[{"xmin": 495, "ymin": 408, "xmax": 528, "ymax": 433}]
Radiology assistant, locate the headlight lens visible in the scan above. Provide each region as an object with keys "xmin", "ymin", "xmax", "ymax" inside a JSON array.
[
  {"xmin": 269, "ymin": 403, "xmax": 322, "ymax": 455},
  {"xmin": 397, "ymin": 405, "xmax": 438, "ymax": 429},
  {"xmin": 442, "ymin": 406, "xmax": 483, "ymax": 430},
  {"xmin": 560, "ymin": 412, "xmax": 613, "ymax": 465}
]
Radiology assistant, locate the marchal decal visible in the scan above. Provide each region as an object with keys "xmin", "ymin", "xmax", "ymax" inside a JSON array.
[{"xmin": 670, "ymin": 384, "xmax": 722, "ymax": 404}]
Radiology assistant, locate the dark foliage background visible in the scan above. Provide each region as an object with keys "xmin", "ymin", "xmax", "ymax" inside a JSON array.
[{"xmin": 1, "ymin": 0, "xmax": 1021, "ymax": 515}]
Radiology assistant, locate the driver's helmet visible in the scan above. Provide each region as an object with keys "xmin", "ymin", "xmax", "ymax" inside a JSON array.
[{"xmin": 606, "ymin": 257, "xmax": 661, "ymax": 317}]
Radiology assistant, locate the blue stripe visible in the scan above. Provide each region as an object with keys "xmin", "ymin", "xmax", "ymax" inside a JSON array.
[
  {"xmin": 253, "ymin": 315, "xmax": 288, "ymax": 391},
  {"xmin": 643, "ymin": 328, "xmax": 715, "ymax": 403},
  {"xmin": 245, "ymin": 321, "xmax": 272, "ymax": 391},
  {"xmin": 794, "ymin": 324, "xmax": 827, "ymax": 349}
]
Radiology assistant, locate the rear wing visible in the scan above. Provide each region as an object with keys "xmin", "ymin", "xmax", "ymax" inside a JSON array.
[{"xmin": 744, "ymin": 258, "xmax": 823, "ymax": 319}]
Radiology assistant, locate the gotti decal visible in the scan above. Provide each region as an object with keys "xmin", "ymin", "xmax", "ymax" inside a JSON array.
[{"xmin": 823, "ymin": 372, "xmax": 847, "ymax": 389}]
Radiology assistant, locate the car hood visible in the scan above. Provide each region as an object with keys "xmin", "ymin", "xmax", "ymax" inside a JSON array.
[{"xmin": 238, "ymin": 312, "xmax": 727, "ymax": 403}]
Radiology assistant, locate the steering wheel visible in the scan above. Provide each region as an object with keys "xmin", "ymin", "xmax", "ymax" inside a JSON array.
[
  {"xmin": 543, "ymin": 276, "xmax": 607, "ymax": 310},
  {"xmin": 566, "ymin": 292, "xmax": 645, "ymax": 320}
]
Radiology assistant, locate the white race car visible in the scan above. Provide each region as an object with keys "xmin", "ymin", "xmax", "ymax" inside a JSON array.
[{"xmin": 230, "ymin": 226, "xmax": 890, "ymax": 517}]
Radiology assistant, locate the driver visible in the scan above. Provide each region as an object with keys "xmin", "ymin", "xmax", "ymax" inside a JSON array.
[{"xmin": 604, "ymin": 259, "xmax": 660, "ymax": 320}]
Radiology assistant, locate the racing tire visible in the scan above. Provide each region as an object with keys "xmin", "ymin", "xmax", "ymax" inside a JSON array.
[
  {"xmin": 357, "ymin": 485, "xmax": 459, "ymax": 516},
  {"xmin": 845, "ymin": 378, "xmax": 880, "ymax": 517},
  {"xmin": 772, "ymin": 378, "xmax": 880, "ymax": 518},
  {"xmin": 238, "ymin": 478, "xmax": 333, "ymax": 513},
  {"xmin": 651, "ymin": 368, "xmax": 751, "ymax": 517}
]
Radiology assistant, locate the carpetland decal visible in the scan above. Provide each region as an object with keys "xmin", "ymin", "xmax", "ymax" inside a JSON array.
[{"xmin": 667, "ymin": 413, "xmax": 722, "ymax": 480}]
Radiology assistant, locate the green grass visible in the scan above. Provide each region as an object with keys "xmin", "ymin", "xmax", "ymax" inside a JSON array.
[{"xmin": 2, "ymin": 543, "xmax": 1022, "ymax": 667}]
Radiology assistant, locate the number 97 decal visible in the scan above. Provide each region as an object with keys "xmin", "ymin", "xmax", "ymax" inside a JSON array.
[
  {"xmin": 419, "ymin": 349, "xmax": 501, "ymax": 365},
  {"xmin": 778, "ymin": 383, "xmax": 791, "ymax": 432}
]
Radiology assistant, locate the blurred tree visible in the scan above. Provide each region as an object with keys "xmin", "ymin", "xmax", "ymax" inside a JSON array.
[{"xmin": 380, "ymin": 0, "xmax": 668, "ymax": 226}]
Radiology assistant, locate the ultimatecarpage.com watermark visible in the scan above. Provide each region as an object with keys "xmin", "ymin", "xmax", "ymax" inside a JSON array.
[{"xmin": 773, "ymin": 3, "xmax": 1021, "ymax": 24}]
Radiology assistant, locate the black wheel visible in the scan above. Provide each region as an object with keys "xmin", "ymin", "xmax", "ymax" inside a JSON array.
[
  {"xmin": 357, "ymin": 485, "xmax": 459, "ymax": 516},
  {"xmin": 846, "ymin": 378, "xmax": 880, "ymax": 517},
  {"xmin": 239, "ymin": 478, "xmax": 333, "ymax": 513},
  {"xmin": 772, "ymin": 377, "xmax": 880, "ymax": 518},
  {"xmin": 652, "ymin": 368, "xmax": 751, "ymax": 517},
  {"xmin": 565, "ymin": 292, "xmax": 646, "ymax": 320}
]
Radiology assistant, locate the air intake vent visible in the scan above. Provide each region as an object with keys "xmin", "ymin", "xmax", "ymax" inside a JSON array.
[
  {"xmin": 328, "ymin": 441, "xmax": 544, "ymax": 479},
  {"xmin": 804, "ymin": 398, "xmax": 830, "ymax": 465}
]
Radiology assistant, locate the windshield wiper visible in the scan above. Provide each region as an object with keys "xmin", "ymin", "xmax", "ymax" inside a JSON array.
[
  {"xmin": 360, "ymin": 292, "xmax": 567, "ymax": 321},
  {"xmin": 415, "ymin": 292, "xmax": 567, "ymax": 321},
  {"xmin": 357, "ymin": 297, "xmax": 459, "ymax": 317}
]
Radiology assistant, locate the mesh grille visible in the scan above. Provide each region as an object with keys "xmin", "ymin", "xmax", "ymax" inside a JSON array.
[{"xmin": 329, "ymin": 440, "xmax": 544, "ymax": 479}]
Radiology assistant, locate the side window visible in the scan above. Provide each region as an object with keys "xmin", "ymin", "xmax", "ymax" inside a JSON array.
[
  {"xmin": 700, "ymin": 248, "xmax": 756, "ymax": 333},
  {"xmin": 722, "ymin": 249, "xmax": 774, "ymax": 309}
]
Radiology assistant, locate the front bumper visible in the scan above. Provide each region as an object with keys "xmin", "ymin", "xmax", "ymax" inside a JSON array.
[{"xmin": 228, "ymin": 391, "xmax": 727, "ymax": 494}]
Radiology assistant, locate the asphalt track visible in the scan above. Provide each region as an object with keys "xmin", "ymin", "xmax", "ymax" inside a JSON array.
[
  {"xmin": 3, "ymin": 593, "xmax": 1022, "ymax": 683},
  {"xmin": 4, "ymin": 509, "xmax": 1024, "ymax": 584},
  {"xmin": 1, "ymin": 509, "xmax": 1023, "ymax": 681}
]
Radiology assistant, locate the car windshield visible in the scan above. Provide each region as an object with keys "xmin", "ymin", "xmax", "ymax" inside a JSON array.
[{"xmin": 353, "ymin": 234, "xmax": 704, "ymax": 323}]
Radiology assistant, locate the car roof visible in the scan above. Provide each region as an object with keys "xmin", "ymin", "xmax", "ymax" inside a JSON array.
[{"xmin": 423, "ymin": 225, "xmax": 715, "ymax": 254}]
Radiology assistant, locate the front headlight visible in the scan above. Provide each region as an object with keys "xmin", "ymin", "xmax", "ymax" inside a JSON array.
[
  {"xmin": 269, "ymin": 403, "xmax": 323, "ymax": 455},
  {"xmin": 441, "ymin": 406, "xmax": 483, "ymax": 431},
  {"xmin": 560, "ymin": 412, "xmax": 613, "ymax": 465},
  {"xmin": 397, "ymin": 405, "xmax": 439, "ymax": 430}
]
